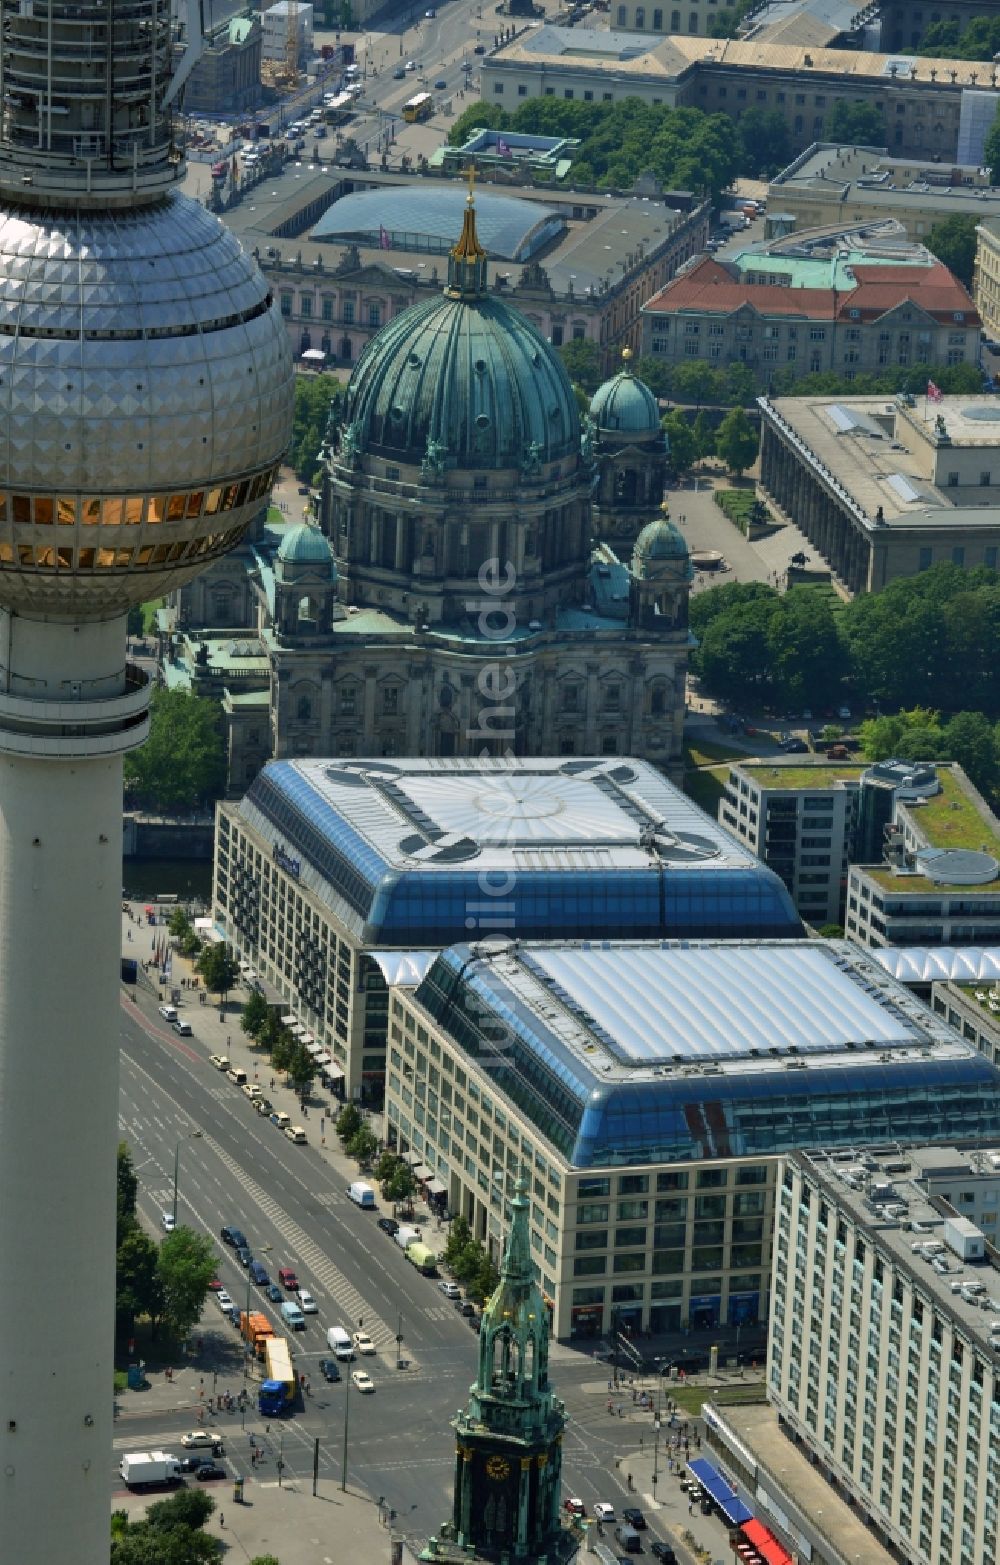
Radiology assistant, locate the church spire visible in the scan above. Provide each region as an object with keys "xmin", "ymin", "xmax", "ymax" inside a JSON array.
[{"xmin": 446, "ymin": 164, "xmax": 488, "ymax": 299}]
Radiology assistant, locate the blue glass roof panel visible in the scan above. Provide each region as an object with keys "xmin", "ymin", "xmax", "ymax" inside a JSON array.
[{"xmin": 312, "ymin": 188, "xmax": 562, "ymax": 262}]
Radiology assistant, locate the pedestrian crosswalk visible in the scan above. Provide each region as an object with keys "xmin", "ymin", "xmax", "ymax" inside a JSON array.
[{"xmin": 206, "ymin": 1134, "xmax": 403, "ymax": 1359}]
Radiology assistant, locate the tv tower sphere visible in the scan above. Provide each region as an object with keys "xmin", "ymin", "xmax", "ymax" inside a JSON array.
[{"xmin": 0, "ymin": 3, "xmax": 293, "ymax": 1560}]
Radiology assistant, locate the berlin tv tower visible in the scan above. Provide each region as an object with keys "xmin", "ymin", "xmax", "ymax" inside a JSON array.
[{"xmin": 0, "ymin": 5, "xmax": 293, "ymax": 1558}]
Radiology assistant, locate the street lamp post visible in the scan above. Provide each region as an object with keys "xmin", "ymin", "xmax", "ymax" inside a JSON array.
[
  {"xmin": 172, "ymin": 1129, "xmax": 203, "ymax": 1225},
  {"xmin": 340, "ymin": 1357, "xmax": 351, "ymax": 1492}
]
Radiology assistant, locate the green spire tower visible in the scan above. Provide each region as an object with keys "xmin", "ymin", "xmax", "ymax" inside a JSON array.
[{"xmin": 422, "ymin": 1179, "xmax": 577, "ymax": 1563}]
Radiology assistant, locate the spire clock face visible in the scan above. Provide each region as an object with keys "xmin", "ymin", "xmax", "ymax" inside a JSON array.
[{"xmin": 486, "ymin": 1454, "xmax": 512, "ymax": 1482}]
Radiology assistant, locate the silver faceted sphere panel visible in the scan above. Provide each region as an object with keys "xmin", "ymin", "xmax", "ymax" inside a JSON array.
[{"xmin": 0, "ymin": 191, "xmax": 294, "ymax": 614}]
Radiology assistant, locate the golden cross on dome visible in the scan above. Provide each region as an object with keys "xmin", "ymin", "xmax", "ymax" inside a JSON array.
[{"xmin": 465, "ymin": 162, "xmax": 476, "ymax": 202}]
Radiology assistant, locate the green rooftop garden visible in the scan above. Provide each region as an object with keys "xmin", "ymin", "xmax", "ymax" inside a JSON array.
[
  {"xmin": 738, "ymin": 763, "xmax": 864, "ymax": 791},
  {"xmin": 911, "ymin": 768, "xmax": 1000, "ymax": 855}
]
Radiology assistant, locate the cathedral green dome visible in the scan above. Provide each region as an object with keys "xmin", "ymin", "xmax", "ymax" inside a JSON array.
[
  {"xmin": 341, "ymin": 196, "xmax": 580, "ymax": 472},
  {"xmin": 634, "ymin": 512, "xmax": 689, "ymax": 566},
  {"xmin": 276, "ymin": 523, "xmax": 336, "ymax": 574},
  {"xmin": 590, "ymin": 352, "xmax": 660, "ymax": 436}
]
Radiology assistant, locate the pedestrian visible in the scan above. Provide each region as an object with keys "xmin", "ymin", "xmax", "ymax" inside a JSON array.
[
  {"xmin": 270, "ymin": 1077, "xmax": 275, "ymax": 1089},
  {"xmin": 227, "ymin": 1035, "xmax": 231, "ymax": 1047},
  {"xmin": 219, "ymin": 1513, "xmax": 225, "ymax": 1528},
  {"xmin": 689, "ymin": 1501, "xmax": 694, "ymax": 1515},
  {"xmin": 627, "ymin": 1473, "xmax": 633, "ymax": 1491}
]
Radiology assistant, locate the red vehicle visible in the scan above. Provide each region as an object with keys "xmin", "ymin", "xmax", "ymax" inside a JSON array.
[{"xmin": 278, "ymin": 1267, "xmax": 299, "ymax": 1290}]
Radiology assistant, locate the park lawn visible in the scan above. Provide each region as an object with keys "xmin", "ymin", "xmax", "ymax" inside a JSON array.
[
  {"xmin": 268, "ymin": 504, "xmax": 284, "ymax": 525},
  {"xmin": 684, "ymin": 737, "xmax": 743, "ymax": 769},
  {"xmin": 140, "ymin": 599, "xmax": 163, "ymax": 634},
  {"xmin": 669, "ymin": 1381, "xmax": 768, "ymax": 1417}
]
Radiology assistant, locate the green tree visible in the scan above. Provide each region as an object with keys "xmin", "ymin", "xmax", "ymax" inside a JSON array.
[
  {"xmin": 941, "ymin": 710, "xmax": 1000, "ymax": 796},
  {"xmin": 987, "ymin": 104, "xmax": 1000, "ymax": 185},
  {"xmin": 112, "ymin": 1527, "xmax": 220, "ymax": 1564},
  {"xmin": 447, "ymin": 102, "xmax": 510, "ymax": 147},
  {"xmin": 269, "ymin": 1025, "xmax": 294, "ymax": 1074},
  {"xmin": 157, "ymin": 1227, "xmax": 217, "ymax": 1340},
  {"xmin": 916, "ymin": 14, "xmax": 1000, "ymax": 57},
  {"xmin": 697, "ymin": 595, "xmax": 777, "ymax": 705},
  {"xmin": 290, "ymin": 373, "xmax": 344, "ymax": 484},
  {"xmin": 117, "ymin": 1141, "xmax": 139, "ymax": 1248},
  {"xmin": 347, "ymin": 1125, "xmax": 378, "ymax": 1167},
  {"xmin": 765, "ymin": 588, "xmax": 849, "ymax": 709},
  {"xmin": 662, "ymin": 411, "xmax": 696, "ymax": 476},
  {"xmin": 857, "ymin": 708, "xmax": 946, "ymax": 762},
  {"xmin": 558, "ymin": 338, "xmax": 602, "ymax": 394},
  {"xmin": 249, "ymin": 1558, "xmax": 284, "ymax": 1565},
  {"xmin": 167, "ymin": 906, "xmax": 192, "ymax": 940},
  {"xmin": 472, "ymin": 1250, "xmax": 500, "ymax": 1304},
  {"xmin": 925, "ymin": 213, "xmax": 978, "ymax": 288},
  {"xmin": 196, "ymin": 942, "xmax": 240, "ymax": 1004},
  {"xmin": 636, "ymin": 354, "xmax": 674, "ymax": 400},
  {"xmin": 116, "ymin": 1225, "xmax": 162, "ymax": 1334},
  {"xmin": 824, "ymin": 100, "xmax": 886, "ymax": 146},
  {"xmin": 376, "ymin": 1150, "xmax": 402, "ymax": 1185},
  {"xmin": 286, "ymin": 1039, "xmax": 315, "ymax": 1100},
  {"xmin": 386, "ymin": 1162, "xmax": 417, "ymax": 1208},
  {"xmin": 691, "ymin": 409, "xmax": 716, "ymax": 460},
  {"xmin": 240, "ymin": 989, "xmax": 269, "ymax": 1041},
  {"xmin": 336, "ymin": 1103, "xmax": 363, "ymax": 1142},
  {"xmin": 715, "ymin": 407, "xmax": 759, "ymax": 476},
  {"xmin": 735, "ymin": 107, "xmax": 790, "ymax": 176},
  {"xmin": 124, "ymin": 688, "xmax": 225, "ymax": 814},
  {"xmin": 146, "ymin": 1489, "xmax": 215, "ymax": 1533},
  {"xmin": 444, "ymin": 1215, "xmax": 472, "ymax": 1271}
]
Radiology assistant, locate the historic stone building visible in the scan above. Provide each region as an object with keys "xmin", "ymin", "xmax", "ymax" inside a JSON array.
[
  {"xmin": 421, "ymin": 1179, "xmax": 576, "ymax": 1565},
  {"xmin": 168, "ymin": 189, "xmax": 691, "ymax": 791},
  {"xmin": 589, "ymin": 349, "xmax": 670, "ymax": 550}
]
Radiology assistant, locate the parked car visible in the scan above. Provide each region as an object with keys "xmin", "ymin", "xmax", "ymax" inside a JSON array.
[
  {"xmin": 622, "ymin": 1507, "xmax": 646, "ymax": 1530},
  {"xmin": 215, "ymin": 1290, "xmax": 234, "ymax": 1312},
  {"xmin": 220, "ymin": 1226, "xmax": 247, "ymax": 1248},
  {"xmin": 298, "ymin": 1289, "xmax": 318, "ymax": 1313},
  {"xmin": 650, "ymin": 1543, "xmax": 678, "ymax": 1563},
  {"xmin": 377, "ymin": 1217, "xmax": 399, "ymax": 1236},
  {"xmin": 172, "ymin": 1019, "xmax": 192, "ymax": 1036},
  {"xmin": 318, "ymin": 1357, "xmax": 341, "ymax": 1382},
  {"xmin": 236, "ymin": 1246, "xmax": 253, "ymax": 1268},
  {"xmin": 207, "ymin": 1277, "xmax": 223, "ymax": 1292},
  {"xmin": 209, "ymin": 1054, "xmax": 229, "ymax": 1071},
  {"xmin": 438, "ymin": 1280, "xmax": 461, "ymax": 1299},
  {"xmin": 160, "ymin": 1212, "xmax": 176, "ymax": 1232},
  {"xmin": 278, "ymin": 1267, "xmax": 299, "ymax": 1290},
  {"xmin": 474, "ymin": 41, "xmax": 485, "ymax": 51},
  {"xmin": 265, "ymin": 1283, "xmax": 283, "ymax": 1303},
  {"xmin": 457, "ymin": 1300, "xmax": 477, "ymax": 1317}
]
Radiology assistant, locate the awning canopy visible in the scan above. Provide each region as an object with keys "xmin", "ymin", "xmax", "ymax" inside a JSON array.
[
  {"xmin": 427, "ymin": 1178, "xmax": 447, "ymax": 1196},
  {"xmin": 280, "ymin": 1014, "xmax": 297, "ymax": 1026},
  {"xmin": 741, "ymin": 1520, "xmax": 793, "ymax": 1565},
  {"xmin": 324, "ymin": 1063, "xmax": 345, "ymax": 1081},
  {"xmin": 403, "ymin": 1151, "xmax": 422, "ymax": 1167},
  {"xmin": 194, "ymin": 917, "xmax": 214, "ymax": 931},
  {"xmin": 307, "ymin": 1041, "xmax": 323, "ymax": 1056},
  {"xmin": 687, "ymin": 1459, "xmax": 754, "ymax": 1526},
  {"xmin": 301, "ymin": 347, "xmax": 327, "ymax": 362},
  {"xmin": 413, "ymin": 1163, "xmax": 433, "ymax": 1181}
]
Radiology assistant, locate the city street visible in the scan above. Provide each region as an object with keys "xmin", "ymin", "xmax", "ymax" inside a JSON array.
[{"xmin": 114, "ymin": 969, "xmax": 742, "ymax": 1562}]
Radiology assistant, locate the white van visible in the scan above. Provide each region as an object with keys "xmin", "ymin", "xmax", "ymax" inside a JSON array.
[
  {"xmin": 348, "ymin": 1180, "xmax": 375, "ymax": 1208},
  {"xmin": 394, "ymin": 1225, "xmax": 421, "ymax": 1251},
  {"xmin": 327, "ymin": 1325, "xmax": 354, "ymax": 1360}
]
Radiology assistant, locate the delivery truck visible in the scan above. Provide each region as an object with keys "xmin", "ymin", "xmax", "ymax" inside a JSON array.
[
  {"xmin": 348, "ymin": 1179, "xmax": 375, "ymax": 1208},
  {"xmin": 119, "ymin": 1451, "xmax": 183, "ymax": 1488},
  {"xmin": 240, "ymin": 1310, "xmax": 275, "ymax": 1359}
]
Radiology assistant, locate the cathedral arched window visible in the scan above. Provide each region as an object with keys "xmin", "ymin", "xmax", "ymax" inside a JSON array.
[{"xmin": 297, "ymin": 696, "xmax": 312, "ymax": 721}]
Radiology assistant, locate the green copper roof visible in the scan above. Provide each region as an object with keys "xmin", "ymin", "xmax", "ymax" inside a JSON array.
[
  {"xmin": 635, "ymin": 513, "xmax": 689, "ymax": 561},
  {"xmin": 590, "ymin": 362, "xmax": 660, "ymax": 436},
  {"xmin": 343, "ymin": 291, "xmax": 580, "ymax": 471},
  {"xmin": 276, "ymin": 523, "xmax": 336, "ymax": 573}
]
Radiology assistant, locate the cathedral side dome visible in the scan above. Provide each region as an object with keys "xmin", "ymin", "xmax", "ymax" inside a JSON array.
[
  {"xmin": 633, "ymin": 507, "xmax": 690, "ymax": 574},
  {"xmin": 340, "ymin": 190, "xmax": 580, "ymax": 472},
  {"xmin": 276, "ymin": 523, "xmax": 336, "ymax": 574},
  {"xmin": 590, "ymin": 349, "xmax": 660, "ymax": 437}
]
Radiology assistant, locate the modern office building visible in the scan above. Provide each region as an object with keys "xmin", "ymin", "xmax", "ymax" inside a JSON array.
[
  {"xmin": 719, "ymin": 760, "xmax": 864, "ymax": 926},
  {"xmin": 641, "ymin": 231, "xmax": 979, "ymax": 388},
  {"xmin": 846, "ymin": 762, "xmax": 1000, "ymax": 948},
  {"xmin": 770, "ymin": 1144, "xmax": 1000, "ymax": 1565},
  {"xmin": 770, "ymin": 142, "xmax": 995, "ymax": 242},
  {"xmin": 212, "ymin": 756, "xmax": 801, "ymax": 1102},
  {"xmin": 0, "ymin": 2, "xmax": 293, "ymax": 1561},
  {"xmin": 382, "ymin": 936, "xmax": 1000, "ymax": 1341},
  {"xmin": 758, "ymin": 394, "xmax": 1000, "ymax": 594},
  {"xmin": 261, "ymin": 0, "xmax": 312, "ymax": 67},
  {"xmin": 481, "ymin": 30, "xmax": 988, "ymax": 161}
]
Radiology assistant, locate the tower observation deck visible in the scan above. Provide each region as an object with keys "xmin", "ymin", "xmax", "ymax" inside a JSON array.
[{"xmin": 0, "ymin": 4, "xmax": 294, "ymax": 1560}]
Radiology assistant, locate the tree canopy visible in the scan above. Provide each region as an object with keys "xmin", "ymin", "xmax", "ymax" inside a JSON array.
[
  {"xmin": 558, "ymin": 338, "xmax": 602, "ymax": 394},
  {"xmin": 124, "ymin": 688, "xmax": 225, "ymax": 814},
  {"xmin": 824, "ymin": 100, "xmax": 886, "ymax": 146},
  {"xmin": 290, "ymin": 372, "xmax": 344, "ymax": 483},
  {"xmin": 635, "ymin": 356, "xmax": 981, "ymax": 410},
  {"xmin": 915, "ymin": 14, "xmax": 1000, "ymax": 58},
  {"xmin": 196, "ymin": 942, "xmax": 240, "ymax": 1001},
  {"xmin": 449, "ymin": 99, "xmax": 744, "ymax": 198},
  {"xmin": 925, "ymin": 213, "xmax": 978, "ymax": 289},
  {"xmin": 157, "ymin": 1228, "xmax": 218, "ymax": 1340},
  {"xmin": 715, "ymin": 407, "xmax": 759, "ymax": 476},
  {"xmin": 690, "ymin": 564, "xmax": 1000, "ymax": 801}
]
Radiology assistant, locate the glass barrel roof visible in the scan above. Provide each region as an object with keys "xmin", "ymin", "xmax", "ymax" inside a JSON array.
[
  {"xmin": 412, "ymin": 940, "xmax": 1000, "ymax": 1168},
  {"xmin": 312, "ymin": 189, "xmax": 562, "ymax": 262}
]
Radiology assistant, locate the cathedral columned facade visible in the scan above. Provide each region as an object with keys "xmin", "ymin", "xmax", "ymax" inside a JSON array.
[
  {"xmin": 167, "ymin": 189, "xmax": 692, "ymax": 791},
  {"xmin": 422, "ymin": 1179, "xmax": 577, "ymax": 1565}
]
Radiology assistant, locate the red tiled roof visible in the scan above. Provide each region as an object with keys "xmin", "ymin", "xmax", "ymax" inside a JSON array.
[{"xmin": 644, "ymin": 254, "xmax": 980, "ymax": 326}]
